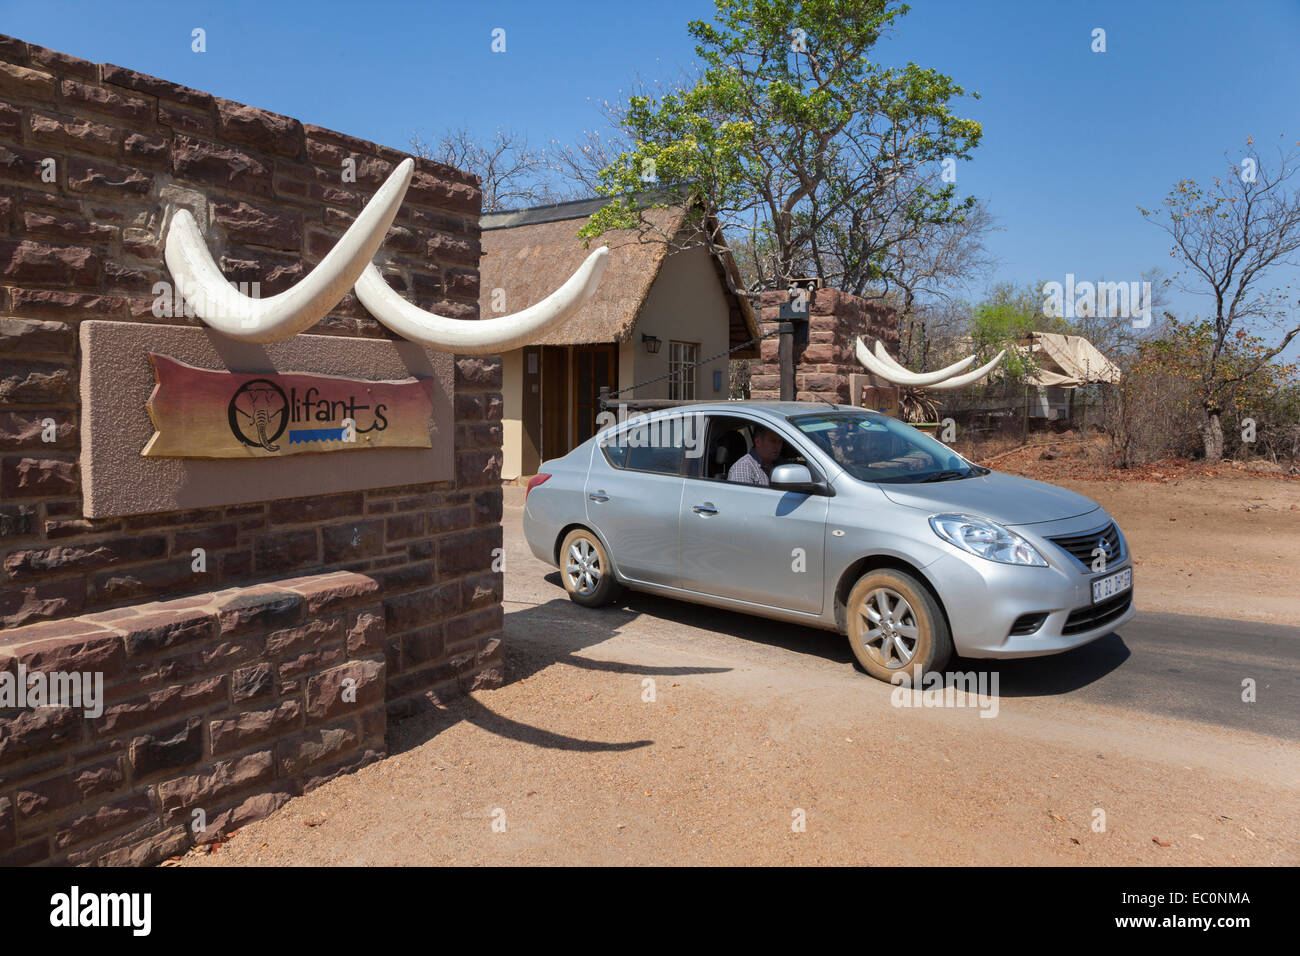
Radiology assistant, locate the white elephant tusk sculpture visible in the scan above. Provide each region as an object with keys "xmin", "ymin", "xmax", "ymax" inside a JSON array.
[
  {"xmin": 854, "ymin": 338, "xmax": 976, "ymax": 386},
  {"xmin": 164, "ymin": 158, "xmax": 415, "ymax": 343},
  {"xmin": 922, "ymin": 350, "xmax": 1007, "ymax": 389},
  {"xmin": 856, "ymin": 337, "xmax": 1006, "ymax": 389},
  {"xmin": 354, "ymin": 246, "xmax": 610, "ymax": 355},
  {"xmin": 164, "ymin": 154, "xmax": 610, "ymax": 351},
  {"xmin": 871, "ymin": 339, "xmax": 912, "ymax": 372}
]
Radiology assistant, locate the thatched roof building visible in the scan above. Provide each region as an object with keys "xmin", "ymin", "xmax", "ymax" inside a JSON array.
[
  {"xmin": 480, "ymin": 196, "xmax": 759, "ymax": 352},
  {"xmin": 481, "ymin": 195, "xmax": 760, "ymax": 479}
]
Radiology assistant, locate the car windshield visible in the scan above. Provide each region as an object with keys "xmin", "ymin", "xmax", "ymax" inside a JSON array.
[{"xmin": 788, "ymin": 411, "xmax": 988, "ymax": 483}]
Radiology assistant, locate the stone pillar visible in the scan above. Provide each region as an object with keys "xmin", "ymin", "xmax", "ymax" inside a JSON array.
[{"xmin": 749, "ymin": 288, "xmax": 899, "ymax": 405}]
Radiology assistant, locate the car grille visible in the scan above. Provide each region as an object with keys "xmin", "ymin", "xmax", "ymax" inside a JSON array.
[
  {"xmin": 1049, "ymin": 522, "xmax": 1124, "ymax": 569},
  {"xmin": 1062, "ymin": 591, "xmax": 1132, "ymax": 636}
]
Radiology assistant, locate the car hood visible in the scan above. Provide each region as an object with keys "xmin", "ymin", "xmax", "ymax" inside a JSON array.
[{"xmin": 875, "ymin": 471, "xmax": 1100, "ymax": 526}]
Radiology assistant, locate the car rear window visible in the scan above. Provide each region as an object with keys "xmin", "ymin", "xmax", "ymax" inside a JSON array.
[
  {"xmin": 601, "ymin": 418, "xmax": 688, "ymax": 475},
  {"xmin": 602, "ymin": 442, "xmax": 630, "ymax": 468},
  {"xmin": 625, "ymin": 444, "xmax": 683, "ymax": 474}
]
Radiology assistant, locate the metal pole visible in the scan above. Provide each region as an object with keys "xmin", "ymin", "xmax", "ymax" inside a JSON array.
[
  {"xmin": 1023, "ymin": 383, "xmax": 1030, "ymax": 444},
  {"xmin": 1023, "ymin": 331, "xmax": 1032, "ymax": 445},
  {"xmin": 779, "ymin": 320, "xmax": 794, "ymax": 401}
]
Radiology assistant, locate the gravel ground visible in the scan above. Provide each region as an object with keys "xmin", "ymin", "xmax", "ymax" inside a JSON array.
[{"xmin": 177, "ymin": 481, "xmax": 1300, "ymax": 866}]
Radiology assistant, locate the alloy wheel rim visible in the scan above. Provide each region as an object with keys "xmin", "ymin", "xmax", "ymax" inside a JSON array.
[
  {"xmin": 857, "ymin": 587, "xmax": 920, "ymax": 669},
  {"xmin": 566, "ymin": 538, "xmax": 601, "ymax": 595}
]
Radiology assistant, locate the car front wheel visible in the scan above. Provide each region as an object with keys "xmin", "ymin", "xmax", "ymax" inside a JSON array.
[
  {"xmin": 559, "ymin": 528, "xmax": 621, "ymax": 607},
  {"xmin": 845, "ymin": 569, "xmax": 952, "ymax": 682}
]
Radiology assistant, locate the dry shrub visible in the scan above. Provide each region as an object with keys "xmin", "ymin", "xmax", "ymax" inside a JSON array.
[
  {"xmin": 1096, "ymin": 327, "xmax": 1212, "ymax": 469},
  {"xmin": 1100, "ymin": 363, "xmax": 1200, "ymax": 467}
]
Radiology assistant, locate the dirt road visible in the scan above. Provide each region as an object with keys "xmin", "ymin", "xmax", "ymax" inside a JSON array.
[
  {"xmin": 1052, "ymin": 476, "xmax": 1299, "ymax": 626},
  {"xmin": 179, "ymin": 479, "xmax": 1299, "ymax": 866}
]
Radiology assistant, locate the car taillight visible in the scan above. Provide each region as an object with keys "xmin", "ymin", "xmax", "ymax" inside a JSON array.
[{"xmin": 525, "ymin": 473, "xmax": 551, "ymax": 502}]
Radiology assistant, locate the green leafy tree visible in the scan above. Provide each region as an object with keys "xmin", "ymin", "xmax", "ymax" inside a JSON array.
[
  {"xmin": 578, "ymin": 0, "xmax": 982, "ymax": 295},
  {"xmin": 966, "ymin": 282, "xmax": 1071, "ymax": 378}
]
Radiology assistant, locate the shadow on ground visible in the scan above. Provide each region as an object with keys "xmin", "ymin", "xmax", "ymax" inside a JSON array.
[
  {"xmin": 534, "ymin": 569, "xmax": 1131, "ymax": 698},
  {"xmin": 390, "ymin": 571, "xmax": 1136, "ymax": 758}
]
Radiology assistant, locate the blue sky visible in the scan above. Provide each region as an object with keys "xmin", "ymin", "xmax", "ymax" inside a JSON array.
[{"xmin": 4, "ymin": 0, "xmax": 1300, "ymax": 348}]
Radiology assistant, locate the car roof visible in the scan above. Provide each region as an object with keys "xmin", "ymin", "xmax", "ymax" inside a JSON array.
[
  {"xmin": 604, "ymin": 401, "xmax": 877, "ymax": 419},
  {"xmin": 590, "ymin": 401, "xmax": 880, "ymax": 441}
]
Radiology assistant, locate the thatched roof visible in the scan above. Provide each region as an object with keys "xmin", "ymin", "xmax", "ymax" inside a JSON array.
[{"xmin": 479, "ymin": 196, "xmax": 759, "ymax": 352}]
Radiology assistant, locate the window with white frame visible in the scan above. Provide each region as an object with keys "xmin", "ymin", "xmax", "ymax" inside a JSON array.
[{"xmin": 668, "ymin": 341, "xmax": 699, "ymax": 400}]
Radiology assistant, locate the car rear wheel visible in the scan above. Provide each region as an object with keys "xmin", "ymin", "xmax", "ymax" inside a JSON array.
[
  {"xmin": 845, "ymin": 569, "xmax": 952, "ymax": 682},
  {"xmin": 560, "ymin": 528, "xmax": 621, "ymax": 607}
]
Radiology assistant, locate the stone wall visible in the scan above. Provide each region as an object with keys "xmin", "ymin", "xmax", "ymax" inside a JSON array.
[
  {"xmin": 0, "ymin": 572, "xmax": 408, "ymax": 865},
  {"xmin": 749, "ymin": 288, "xmax": 899, "ymax": 404},
  {"xmin": 0, "ymin": 34, "xmax": 506, "ymax": 862}
]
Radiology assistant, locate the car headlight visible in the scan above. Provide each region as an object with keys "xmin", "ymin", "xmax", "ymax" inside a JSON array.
[{"xmin": 929, "ymin": 513, "xmax": 1048, "ymax": 567}]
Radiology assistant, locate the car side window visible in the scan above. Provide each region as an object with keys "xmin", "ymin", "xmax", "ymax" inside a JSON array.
[
  {"xmin": 601, "ymin": 417, "xmax": 688, "ymax": 476},
  {"xmin": 626, "ymin": 442, "xmax": 682, "ymax": 474},
  {"xmin": 601, "ymin": 441, "xmax": 629, "ymax": 469},
  {"xmin": 700, "ymin": 416, "xmax": 754, "ymax": 481},
  {"xmin": 697, "ymin": 415, "xmax": 820, "ymax": 485}
]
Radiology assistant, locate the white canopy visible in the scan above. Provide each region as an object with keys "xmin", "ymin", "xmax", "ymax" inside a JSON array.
[{"xmin": 1018, "ymin": 332, "xmax": 1121, "ymax": 387}]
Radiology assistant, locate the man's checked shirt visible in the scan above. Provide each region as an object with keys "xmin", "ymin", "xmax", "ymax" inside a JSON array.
[{"xmin": 727, "ymin": 449, "xmax": 770, "ymax": 486}]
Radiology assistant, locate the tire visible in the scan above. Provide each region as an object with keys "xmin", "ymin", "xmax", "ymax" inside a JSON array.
[
  {"xmin": 845, "ymin": 568, "xmax": 952, "ymax": 682},
  {"xmin": 559, "ymin": 528, "xmax": 622, "ymax": 607}
]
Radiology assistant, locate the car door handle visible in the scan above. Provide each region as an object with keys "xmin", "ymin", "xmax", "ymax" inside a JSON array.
[
  {"xmin": 588, "ymin": 490, "xmax": 610, "ymax": 502},
  {"xmin": 692, "ymin": 503, "xmax": 718, "ymax": 515}
]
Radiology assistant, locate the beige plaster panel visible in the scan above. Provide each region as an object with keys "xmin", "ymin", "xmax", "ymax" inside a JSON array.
[{"xmin": 79, "ymin": 321, "xmax": 453, "ymax": 518}]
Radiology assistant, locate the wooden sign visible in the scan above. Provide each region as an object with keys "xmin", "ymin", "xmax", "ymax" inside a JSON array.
[
  {"xmin": 862, "ymin": 385, "xmax": 901, "ymax": 419},
  {"xmin": 142, "ymin": 354, "xmax": 435, "ymax": 458}
]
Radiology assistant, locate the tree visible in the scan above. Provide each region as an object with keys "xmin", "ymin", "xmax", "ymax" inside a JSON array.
[
  {"xmin": 845, "ymin": 192, "xmax": 997, "ymax": 367},
  {"xmin": 1105, "ymin": 317, "xmax": 1299, "ymax": 467},
  {"xmin": 577, "ymin": 0, "xmax": 982, "ymax": 294},
  {"xmin": 1140, "ymin": 139, "xmax": 1300, "ymax": 460},
  {"xmin": 549, "ymin": 128, "xmax": 623, "ymax": 199},
  {"xmin": 969, "ymin": 283, "xmax": 1048, "ymax": 378},
  {"xmin": 817, "ymin": 174, "xmax": 994, "ymax": 303},
  {"xmin": 1042, "ymin": 268, "xmax": 1167, "ymax": 364},
  {"xmin": 547, "ymin": 71, "xmax": 694, "ymax": 200},
  {"xmin": 410, "ymin": 127, "xmax": 558, "ymax": 212}
]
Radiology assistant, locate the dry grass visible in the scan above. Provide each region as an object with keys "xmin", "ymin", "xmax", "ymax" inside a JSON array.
[{"xmin": 959, "ymin": 429, "xmax": 1300, "ymax": 484}]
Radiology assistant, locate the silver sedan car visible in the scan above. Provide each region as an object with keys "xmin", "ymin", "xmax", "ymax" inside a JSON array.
[{"xmin": 522, "ymin": 402, "xmax": 1135, "ymax": 683}]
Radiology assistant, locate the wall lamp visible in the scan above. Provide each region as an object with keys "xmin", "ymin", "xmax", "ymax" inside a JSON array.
[{"xmin": 642, "ymin": 333, "xmax": 662, "ymax": 354}]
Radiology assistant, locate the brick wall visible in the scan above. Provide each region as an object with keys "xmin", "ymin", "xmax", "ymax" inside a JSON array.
[
  {"xmin": 749, "ymin": 288, "xmax": 898, "ymax": 404},
  {"xmin": 0, "ymin": 572, "xmax": 422, "ymax": 865},
  {"xmin": 0, "ymin": 34, "xmax": 506, "ymax": 862}
]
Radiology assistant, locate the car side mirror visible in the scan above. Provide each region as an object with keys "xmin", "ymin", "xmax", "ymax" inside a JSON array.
[{"xmin": 770, "ymin": 463, "xmax": 828, "ymax": 495}]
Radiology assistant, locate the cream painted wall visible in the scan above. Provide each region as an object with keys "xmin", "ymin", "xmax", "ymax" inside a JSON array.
[
  {"xmin": 501, "ymin": 348, "xmax": 523, "ymax": 480},
  {"xmin": 626, "ymin": 244, "xmax": 732, "ymax": 402},
  {"xmin": 500, "ymin": 244, "xmax": 733, "ymax": 478}
]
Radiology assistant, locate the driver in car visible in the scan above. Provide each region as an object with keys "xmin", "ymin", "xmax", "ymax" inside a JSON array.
[{"xmin": 727, "ymin": 426, "xmax": 783, "ymax": 485}]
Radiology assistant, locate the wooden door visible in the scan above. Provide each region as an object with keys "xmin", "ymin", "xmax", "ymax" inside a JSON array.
[
  {"xmin": 521, "ymin": 347, "xmax": 542, "ymax": 475},
  {"xmin": 541, "ymin": 347, "xmax": 567, "ymax": 463},
  {"xmin": 572, "ymin": 344, "xmax": 616, "ymax": 450}
]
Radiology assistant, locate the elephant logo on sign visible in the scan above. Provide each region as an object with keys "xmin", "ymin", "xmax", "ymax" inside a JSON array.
[{"xmin": 228, "ymin": 379, "xmax": 288, "ymax": 451}]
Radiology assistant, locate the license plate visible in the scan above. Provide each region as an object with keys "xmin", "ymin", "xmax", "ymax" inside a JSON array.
[{"xmin": 1092, "ymin": 567, "xmax": 1132, "ymax": 604}]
